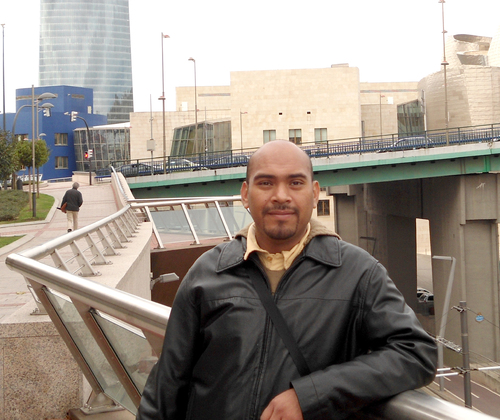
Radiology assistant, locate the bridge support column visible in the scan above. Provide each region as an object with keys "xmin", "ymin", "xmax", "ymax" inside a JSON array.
[
  {"xmin": 329, "ymin": 181, "xmax": 422, "ymax": 310},
  {"xmin": 423, "ymin": 174, "xmax": 500, "ymax": 365},
  {"xmin": 331, "ymin": 175, "xmax": 500, "ymax": 365}
]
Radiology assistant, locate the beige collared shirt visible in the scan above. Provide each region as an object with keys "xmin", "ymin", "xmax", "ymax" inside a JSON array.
[{"xmin": 243, "ymin": 223, "xmax": 311, "ymax": 292}]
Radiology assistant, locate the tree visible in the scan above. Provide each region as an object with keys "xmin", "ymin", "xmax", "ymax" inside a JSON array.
[
  {"xmin": 15, "ymin": 140, "xmax": 34, "ymax": 208},
  {"xmin": 35, "ymin": 139, "xmax": 50, "ymax": 196},
  {"xmin": 0, "ymin": 131, "xmax": 17, "ymax": 188},
  {"xmin": 15, "ymin": 139, "xmax": 32, "ymax": 170}
]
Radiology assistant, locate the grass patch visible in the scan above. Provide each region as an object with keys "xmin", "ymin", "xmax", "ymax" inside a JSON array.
[
  {"xmin": 0, "ymin": 235, "xmax": 24, "ymax": 248},
  {"xmin": 0, "ymin": 190, "xmax": 55, "ymax": 224}
]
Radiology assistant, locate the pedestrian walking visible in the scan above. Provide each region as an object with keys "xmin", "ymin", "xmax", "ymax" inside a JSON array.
[{"xmin": 60, "ymin": 182, "xmax": 83, "ymax": 232}]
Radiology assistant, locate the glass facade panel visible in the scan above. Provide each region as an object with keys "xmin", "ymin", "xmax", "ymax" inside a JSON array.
[
  {"xmin": 397, "ymin": 100, "xmax": 425, "ymax": 136},
  {"xmin": 43, "ymin": 290, "xmax": 135, "ymax": 412},
  {"xmin": 263, "ymin": 130, "xmax": 276, "ymax": 143},
  {"xmin": 317, "ymin": 199, "xmax": 330, "ymax": 216},
  {"xmin": 170, "ymin": 120, "xmax": 231, "ymax": 157},
  {"xmin": 315, "ymin": 128, "xmax": 327, "ymax": 143},
  {"xmin": 92, "ymin": 310, "xmax": 157, "ymax": 396},
  {"xmin": 55, "ymin": 133, "xmax": 68, "ymax": 146},
  {"xmin": 39, "ymin": 0, "xmax": 134, "ymax": 123},
  {"xmin": 74, "ymin": 127, "xmax": 130, "ymax": 171},
  {"xmin": 289, "ymin": 129, "xmax": 302, "ymax": 145},
  {"xmin": 55, "ymin": 156, "xmax": 68, "ymax": 169}
]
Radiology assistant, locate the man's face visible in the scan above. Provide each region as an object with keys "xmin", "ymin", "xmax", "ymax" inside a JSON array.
[{"xmin": 241, "ymin": 141, "xmax": 320, "ymax": 253}]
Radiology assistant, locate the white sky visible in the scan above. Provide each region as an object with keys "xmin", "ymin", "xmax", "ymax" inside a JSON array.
[{"xmin": 1, "ymin": 0, "xmax": 499, "ymax": 114}]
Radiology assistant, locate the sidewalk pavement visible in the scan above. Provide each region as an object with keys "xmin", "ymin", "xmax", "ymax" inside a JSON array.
[{"xmin": 0, "ymin": 181, "xmax": 119, "ymax": 321}]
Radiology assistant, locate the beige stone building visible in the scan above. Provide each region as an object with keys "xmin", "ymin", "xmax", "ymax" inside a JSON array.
[{"xmin": 129, "ymin": 66, "xmax": 420, "ymax": 161}]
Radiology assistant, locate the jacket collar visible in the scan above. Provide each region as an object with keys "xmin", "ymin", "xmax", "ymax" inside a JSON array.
[{"xmin": 216, "ymin": 219, "xmax": 342, "ymax": 273}]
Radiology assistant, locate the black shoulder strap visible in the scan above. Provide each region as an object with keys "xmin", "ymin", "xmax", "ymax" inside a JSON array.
[{"xmin": 250, "ymin": 274, "xmax": 311, "ymax": 377}]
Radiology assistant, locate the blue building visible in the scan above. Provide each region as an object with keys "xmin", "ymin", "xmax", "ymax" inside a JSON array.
[{"xmin": 1, "ymin": 85, "xmax": 107, "ymax": 181}]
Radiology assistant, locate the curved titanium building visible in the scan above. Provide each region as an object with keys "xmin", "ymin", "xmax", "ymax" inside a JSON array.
[{"xmin": 39, "ymin": 0, "xmax": 134, "ymax": 123}]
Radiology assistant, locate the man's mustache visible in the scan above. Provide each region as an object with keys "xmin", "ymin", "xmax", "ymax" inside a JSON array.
[{"xmin": 263, "ymin": 205, "xmax": 298, "ymax": 214}]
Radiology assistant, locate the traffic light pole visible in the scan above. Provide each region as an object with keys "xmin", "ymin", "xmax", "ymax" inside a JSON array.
[{"xmin": 66, "ymin": 111, "xmax": 92, "ymax": 185}]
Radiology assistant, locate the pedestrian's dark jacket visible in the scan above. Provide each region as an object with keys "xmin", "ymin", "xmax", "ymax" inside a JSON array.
[
  {"xmin": 61, "ymin": 188, "xmax": 83, "ymax": 212},
  {"xmin": 137, "ymin": 220, "xmax": 437, "ymax": 420}
]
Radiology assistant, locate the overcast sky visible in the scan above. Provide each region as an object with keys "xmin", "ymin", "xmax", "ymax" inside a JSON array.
[{"xmin": 1, "ymin": 0, "xmax": 500, "ymax": 115}]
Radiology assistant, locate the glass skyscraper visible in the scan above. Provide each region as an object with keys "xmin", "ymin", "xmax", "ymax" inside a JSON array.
[{"xmin": 39, "ymin": 0, "xmax": 134, "ymax": 123}]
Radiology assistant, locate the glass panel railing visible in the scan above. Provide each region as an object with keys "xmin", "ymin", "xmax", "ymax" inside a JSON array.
[
  {"xmin": 92, "ymin": 310, "xmax": 158, "ymax": 396},
  {"xmin": 44, "ymin": 289, "xmax": 135, "ymax": 412},
  {"xmin": 150, "ymin": 206, "xmax": 194, "ymax": 244},
  {"xmin": 218, "ymin": 201, "xmax": 252, "ymax": 233},
  {"xmin": 149, "ymin": 199, "xmax": 251, "ymax": 245}
]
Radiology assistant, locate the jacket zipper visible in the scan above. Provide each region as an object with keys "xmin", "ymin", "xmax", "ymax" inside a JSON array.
[{"xmin": 249, "ymin": 260, "xmax": 272, "ymax": 419}]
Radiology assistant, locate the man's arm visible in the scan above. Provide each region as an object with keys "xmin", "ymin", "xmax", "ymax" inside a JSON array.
[{"xmin": 291, "ymin": 262, "xmax": 437, "ymax": 420}]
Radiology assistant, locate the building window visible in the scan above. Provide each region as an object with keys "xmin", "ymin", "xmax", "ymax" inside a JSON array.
[
  {"xmin": 317, "ymin": 199, "xmax": 330, "ymax": 216},
  {"xmin": 263, "ymin": 130, "xmax": 276, "ymax": 143},
  {"xmin": 55, "ymin": 133, "xmax": 68, "ymax": 146},
  {"xmin": 315, "ymin": 128, "xmax": 327, "ymax": 143},
  {"xmin": 55, "ymin": 156, "xmax": 68, "ymax": 169},
  {"xmin": 289, "ymin": 129, "xmax": 302, "ymax": 145}
]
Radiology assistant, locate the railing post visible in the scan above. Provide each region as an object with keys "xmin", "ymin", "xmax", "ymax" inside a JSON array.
[{"xmin": 459, "ymin": 301, "xmax": 472, "ymax": 409}]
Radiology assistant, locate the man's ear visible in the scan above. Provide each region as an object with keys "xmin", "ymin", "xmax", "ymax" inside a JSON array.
[
  {"xmin": 241, "ymin": 181, "xmax": 249, "ymax": 209},
  {"xmin": 312, "ymin": 180, "xmax": 320, "ymax": 208}
]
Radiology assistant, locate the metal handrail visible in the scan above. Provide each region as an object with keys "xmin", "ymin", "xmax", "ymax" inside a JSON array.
[{"xmin": 131, "ymin": 196, "xmax": 247, "ymax": 247}]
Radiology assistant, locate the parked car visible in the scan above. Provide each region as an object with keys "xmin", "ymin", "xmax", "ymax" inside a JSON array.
[
  {"xmin": 393, "ymin": 136, "xmax": 434, "ymax": 151},
  {"xmin": 377, "ymin": 136, "xmax": 434, "ymax": 153},
  {"xmin": 120, "ymin": 163, "xmax": 157, "ymax": 177},
  {"xmin": 417, "ymin": 287, "xmax": 431, "ymax": 299},
  {"xmin": 205, "ymin": 154, "xmax": 250, "ymax": 169},
  {"xmin": 167, "ymin": 158, "xmax": 201, "ymax": 172}
]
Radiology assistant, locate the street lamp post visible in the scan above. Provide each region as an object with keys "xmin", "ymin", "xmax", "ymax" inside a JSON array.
[
  {"xmin": 65, "ymin": 111, "xmax": 92, "ymax": 185},
  {"xmin": 188, "ymin": 58, "xmax": 198, "ymax": 153},
  {"xmin": 160, "ymin": 33, "xmax": 169, "ymax": 174},
  {"xmin": 439, "ymin": 0, "xmax": 450, "ymax": 145},
  {"xmin": 31, "ymin": 86, "xmax": 35, "ymax": 216},
  {"xmin": 30, "ymin": 87, "xmax": 56, "ymax": 217},
  {"xmin": 2, "ymin": 24, "xmax": 5, "ymax": 132},
  {"xmin": 240, "ymin": 110, "xmax": 247, "ymax": 152},
  {"xmin": 11, "ymin": 90, "xmax": 55, "ymax": 203},
  {"xmin": 379, "ymin": 93, "xmax": 385, "ymax": 138}
]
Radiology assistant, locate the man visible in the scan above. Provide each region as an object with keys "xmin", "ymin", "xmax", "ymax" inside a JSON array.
[
  {"xmin": 61, "ymin": 182, "xmax": 83, "ymax": 232},
  {"xmin": 137, "ymin": 140, "xmax": 437, "ymax": 420}
]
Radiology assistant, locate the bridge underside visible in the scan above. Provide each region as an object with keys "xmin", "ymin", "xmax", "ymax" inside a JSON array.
[{"xmin": 331, "ymin": 173, "xmax": 500, "ymax": 367}]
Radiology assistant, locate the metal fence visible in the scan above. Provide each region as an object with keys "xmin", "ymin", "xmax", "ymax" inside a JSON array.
[{"xmin": 108, "ymin": 122, "xmax": 500, "ymax": 177}]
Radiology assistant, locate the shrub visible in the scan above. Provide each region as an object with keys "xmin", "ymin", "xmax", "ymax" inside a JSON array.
[{"xmin": 0, "ymin": 190, "xmax": 29, "ymax": 221}]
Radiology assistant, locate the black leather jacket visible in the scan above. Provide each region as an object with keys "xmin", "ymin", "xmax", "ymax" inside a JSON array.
[
  {"xmin": 137, "ymin": 227, "xmax": 437, "ymax": 420},
  {"xmin": 61, "ymin": 187, "xmax": 83, "ymax": 212}
]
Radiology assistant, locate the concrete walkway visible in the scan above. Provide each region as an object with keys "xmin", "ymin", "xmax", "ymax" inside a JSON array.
[{"xmin": 0, "ymin": 181, "xmax": 119, "ymax": 321}]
